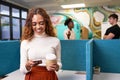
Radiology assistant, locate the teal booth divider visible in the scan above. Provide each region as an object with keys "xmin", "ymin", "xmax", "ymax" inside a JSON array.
[
  {"xmin": 93, "ymin": 40, "xmax": 120, "ymax": 73},
  {"xmin": 0, "ymin": 40, "xmax": 20, "ymax": 76},
  {"xmin": 61, "ymin": 40, "xmax": 93, "ymax": 80},
  {"xmin": 86, "ymin": 39, "xmax": 93, "ymax": 80},
  {"xmin": 1, "ymin": 39, "xmax": 120, "ymax": 80},
  {"xmin": 0, "ymin": 40, "xmax": 89, "ymax": 77},
  {"xmin": 61, "ymin": 40, "xmax": 88, "ymax": 71}
]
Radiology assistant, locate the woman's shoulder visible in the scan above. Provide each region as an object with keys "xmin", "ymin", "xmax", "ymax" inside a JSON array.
[
  {"xmin": 49, "ymin": 36, "xmax": 59, "ymax": 40},
  {"xmin": 21, "ymin": 40, "xmax": 29, "ymax": 45},
  {"xmin": 48, "ymin": 36, "xmax": 60, "ymax": 42}
]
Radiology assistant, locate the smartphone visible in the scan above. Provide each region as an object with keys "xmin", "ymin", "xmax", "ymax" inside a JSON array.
[{"xmin": 33, "ymin": 60, "xmax": 42, "ymax": 65}]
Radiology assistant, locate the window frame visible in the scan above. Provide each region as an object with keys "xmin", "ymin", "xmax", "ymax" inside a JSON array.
[{"xmin": 0, "ymin": 1, "xmax": 28, "ymax": 40}]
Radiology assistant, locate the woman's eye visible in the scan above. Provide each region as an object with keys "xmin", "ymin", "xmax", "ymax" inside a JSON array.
[
  {"xmin": 32, "ymin": 22, "xmax": 36, "ymax": 26},
  {"xmin": 39, "ymin": 22, "xmax": 45, "ymax": 25},
  {"xmin": 32, "ymin": 21, "xmax": 45, "ymax": 26}
]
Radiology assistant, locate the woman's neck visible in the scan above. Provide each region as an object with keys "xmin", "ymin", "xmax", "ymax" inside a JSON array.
[{"xmin": 34, "ymin": 32, "xmax": 46, "ymax": 37}]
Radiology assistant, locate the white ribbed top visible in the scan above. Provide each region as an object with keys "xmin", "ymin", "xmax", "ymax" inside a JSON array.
[
  {"xmin": 20, "ymin": 33, "xmax": 62, "ymax": 74},
  {"xmin": 46, "ymin": 53, "xmax": 56, "ymax": 60}
]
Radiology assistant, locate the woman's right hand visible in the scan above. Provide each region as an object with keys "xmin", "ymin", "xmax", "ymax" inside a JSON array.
[
  {"xmin": 25, "ymin": 60, "xmax": 42, "ymax": 71},
  {"xmin": 25, "ymin": 60, "xmax": 34, "ymax": 71}
]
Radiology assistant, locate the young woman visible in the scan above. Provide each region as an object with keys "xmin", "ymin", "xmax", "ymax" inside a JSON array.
[
  {"xmin": 64, "ymin": 18, "xmax": 75, "ymax": 40},
  {"xmin": 20, "ymin": 8, "xmax": 62, "ymax": 80}
]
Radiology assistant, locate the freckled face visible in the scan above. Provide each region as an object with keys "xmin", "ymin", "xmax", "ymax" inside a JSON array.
[{"xmin": 32, "ymin": 14, "xmax": 46, "ymax": 35}]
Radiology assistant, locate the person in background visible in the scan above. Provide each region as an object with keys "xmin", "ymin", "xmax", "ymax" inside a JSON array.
[
  {"xmin": 103, "ymin": 13, "xmax": 120, "ymax": 39},
  {"xmin": 64, "ymin": 18, "xmax": 75, "ymax": 40},
  {"xmin": 20, "ymin": 8, "xmax": 62, "ymax": 80}
]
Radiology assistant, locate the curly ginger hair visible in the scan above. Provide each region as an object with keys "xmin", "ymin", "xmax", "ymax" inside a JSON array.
[{"xmin": 21, "ymin": 8, "xmax": 56, "ymax": 41}]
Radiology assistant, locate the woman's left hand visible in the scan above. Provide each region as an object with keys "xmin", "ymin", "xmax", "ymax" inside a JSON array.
[{"xmin": 47, "ymin": 64, "xmax": 59, "ymax": 71}]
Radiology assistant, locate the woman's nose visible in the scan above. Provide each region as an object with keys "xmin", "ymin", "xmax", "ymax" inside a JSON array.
[{"xmin": 36, "ymin": 23, "xmax": 41, "ymax": 28}]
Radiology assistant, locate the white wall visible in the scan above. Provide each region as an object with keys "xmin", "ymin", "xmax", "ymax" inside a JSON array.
[{"xmin": 101, "ymin": 22, "xmax": 111, "ymax": 39}]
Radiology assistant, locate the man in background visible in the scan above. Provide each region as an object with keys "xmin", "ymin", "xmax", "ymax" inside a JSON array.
[{"xmin": 103, "ymin": 13, "xmax": 120, "ymax": 39}]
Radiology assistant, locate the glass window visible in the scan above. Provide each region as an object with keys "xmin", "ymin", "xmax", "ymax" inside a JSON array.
[
  {"xmin": 12, "ymin": 18, "xmax": 20, "ymax": 39},
  {"xmin": 1, "ymin": 16, "xmax": 10, "ymax": 39},
  {"xmin": 22, "ymin": 10, "xmax": 27, "ymax": 19},
  {"xmin": 12, "ymin": 8, "xmax": 20, "ymax": 17},
  {"xmin": 0, "ymin": 1, "xmax": 28, "ymax": 40},
  {"xmin": 0, "ymin": 4, "xmax": 10, "ymax": 15},
  {"xmin": 22, "ymin": 19, "xmax": 26, "ymax": 27}
]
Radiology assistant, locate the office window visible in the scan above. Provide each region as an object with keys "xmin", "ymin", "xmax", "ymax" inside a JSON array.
[
  {"xmin": 0, "ymin": 1, "xmax": 28, "ymax": 40},
  {"xmin": 0, "ymin": 4, "xmax": 10, "ymax": 15},
  {"xmin": 12, "ymin": 8, "xmax": 20, "ymax": 17},
  {"xmin": 21, "ymin": 10, "xmax": 27, "ymax": 27},
  {"xmin": 1, "ymin": 16, "xmax": 10, "ymax": 40},
  {"xmin": 12, "ymin": 18, "xmax": 20, "ymax": 39},
  {"xmin": 22, "ymin": 19, "xmax": 26, "ymax": 27},
  {"xmin": 22, "ymin": 10, "xmax": 27, "ymax": 19}
]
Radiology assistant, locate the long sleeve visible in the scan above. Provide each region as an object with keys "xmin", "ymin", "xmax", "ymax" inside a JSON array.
[
  {"xmin": 55, "ymin": 39, "xmax": 62, "ymax": 69},
  {"xmin": 20, "ymin": 40, "xmax": 30, "ymax": 74}
]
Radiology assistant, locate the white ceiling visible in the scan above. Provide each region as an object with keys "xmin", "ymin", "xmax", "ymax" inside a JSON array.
[{"xmin": 4, "ymin": 0, "xmax": 120, "ymax": 10}]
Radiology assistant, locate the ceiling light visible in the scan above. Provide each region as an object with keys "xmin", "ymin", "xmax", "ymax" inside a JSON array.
[{"xmin": 61, "ymin": 3, "xmax": 85, "ymax": 9}]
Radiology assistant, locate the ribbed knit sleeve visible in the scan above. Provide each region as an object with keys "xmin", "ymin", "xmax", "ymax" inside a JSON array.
[
  {"xmin": 55, "ymin": 39, "xmax": 62, "ymax": 69},
  {"xmin": 20, "ymin": 40, "xmax": 30, "ymax": 74}
]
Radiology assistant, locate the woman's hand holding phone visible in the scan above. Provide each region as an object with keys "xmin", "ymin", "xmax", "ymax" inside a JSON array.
[{"xmin": 25, "ymin": 60, "xmax": 42, "ymax": 71}]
